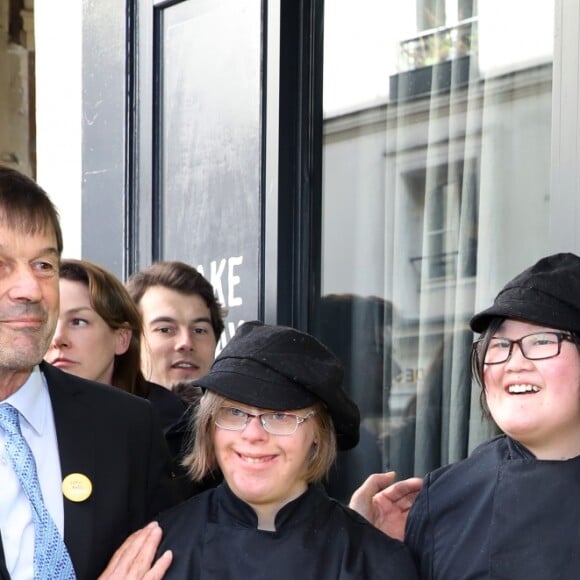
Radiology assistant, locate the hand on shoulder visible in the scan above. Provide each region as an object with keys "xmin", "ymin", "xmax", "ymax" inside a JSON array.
[
  {"xmin": 98, "ymin": 522, "xmax": 172, "ymax": 580},
  {"xmin": 349, "ymin": 471, "xmax": 423, "ymax": 540}
]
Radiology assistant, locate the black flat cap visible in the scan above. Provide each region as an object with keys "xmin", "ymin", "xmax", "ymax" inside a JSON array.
[
  {"xmin": 470, "ymin": 252, "xmax": 580, "ymax": 334},
  {"xmin": 194, "ymin": 320, "xmax": 360, "ymax": 450}
]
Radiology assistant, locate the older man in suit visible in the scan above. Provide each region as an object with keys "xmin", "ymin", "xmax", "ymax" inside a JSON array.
[{"xmin": 0, "ymin": 166, "xmax": 179, "ymax": 580}]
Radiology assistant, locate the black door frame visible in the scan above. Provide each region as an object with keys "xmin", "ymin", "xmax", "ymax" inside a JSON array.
[{"xmin": 81, "ymin": 0, "xmax": 324, "ymax": 333}]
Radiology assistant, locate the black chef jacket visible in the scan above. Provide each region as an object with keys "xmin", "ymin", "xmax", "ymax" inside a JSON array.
[
  {"xmin": 406, "ymin": 435, "xmax": 580, "ymax": 579},
  {"xmin": 157, "ymin": 482, "xmax": 418, "ymax": 579}
]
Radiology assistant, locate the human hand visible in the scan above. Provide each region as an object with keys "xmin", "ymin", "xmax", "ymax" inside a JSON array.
[
  {"xmin": 98, "ymin": 521, "xmax": 172, "ymax": 580},
  {"xmin": 349, "ymin": 472, "xmax": 423, "ymax": 541}
]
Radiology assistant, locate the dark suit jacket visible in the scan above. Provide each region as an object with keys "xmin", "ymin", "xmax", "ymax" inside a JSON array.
[
  {"xmin": 145, "ymin": 381, "xmax": 189, "ymax": 458},
  {"xmin": 0, "ymin": 362, "xmax": 181, "ymax": 580},
  {"xmin": 147, "ymin": 382, "xmax": 223, "ymax": 499}
]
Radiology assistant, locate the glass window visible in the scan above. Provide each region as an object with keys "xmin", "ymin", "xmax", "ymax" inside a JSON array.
[
  {"xmin": 316, "ymin": 0, "xmax": 554, "ymax": 502},
  {"xmin": 158, "ymin": 0, "xmax": 262, "ymax": 345}
]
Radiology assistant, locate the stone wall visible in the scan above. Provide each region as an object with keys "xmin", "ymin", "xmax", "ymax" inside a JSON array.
[{"xmin": 0, "ymin": 0, "xmax": 34, "ymax": 176}]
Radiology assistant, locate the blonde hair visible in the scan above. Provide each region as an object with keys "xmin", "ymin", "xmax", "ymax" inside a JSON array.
[{"xmin": 183, "ymin": 391, "xmax": 337, "ymax": 483}]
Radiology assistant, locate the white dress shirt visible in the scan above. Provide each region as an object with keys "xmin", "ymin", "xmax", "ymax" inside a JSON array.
[{"xmin": 0, "ymin": 366, "xmax": 63, "ymax": 580}]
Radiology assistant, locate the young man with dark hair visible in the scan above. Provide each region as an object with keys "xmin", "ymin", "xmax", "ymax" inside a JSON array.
[{"xmin": 126, "ymin": 261, "xmax": 225, "ymax": 390}]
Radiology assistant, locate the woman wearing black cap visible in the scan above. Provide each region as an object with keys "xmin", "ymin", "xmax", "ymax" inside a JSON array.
[
  {"xmin": 153, "ymin": 320, "xmax": 418, "ymax": 579},
  {"xmin": 353, "ymin": 252, "xmax": 580, "ymax": 580}
]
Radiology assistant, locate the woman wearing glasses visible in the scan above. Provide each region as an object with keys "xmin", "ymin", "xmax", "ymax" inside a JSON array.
[
  {"xmin": 154, "ymin": 320, "xmax": 418, "ymax": 579},
  {"xmin": 400, "ymin": 252, "xmax": 580, "ymax": 579}
]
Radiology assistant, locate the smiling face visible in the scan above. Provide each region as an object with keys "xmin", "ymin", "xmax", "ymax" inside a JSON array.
[
  {"xmin": 138, "ymin": 286, "xmax": 217, "ymax": 389},
  {"xmin": 483, "ymin": 319, "xmax": 580, "ymax": 459},
  {"xmin": 44, "ymin": 279, "xmax": 130, "ymax": 385},
  {"xmin": 213, "ymin": 401, "xmax": 317, "ymax": 519},
  {"xmin": 0, "ymin": 226, "xmax": 60, "ymax": 391}
]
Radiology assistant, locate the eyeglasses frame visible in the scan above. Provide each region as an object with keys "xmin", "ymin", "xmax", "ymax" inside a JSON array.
[
  {"xmin": 477, "ymin": 331, "xmax": 576, "ymax": 365},
  {"xmin": 215, "ymin": 406, "xmax": 317, "ymax": 435}
]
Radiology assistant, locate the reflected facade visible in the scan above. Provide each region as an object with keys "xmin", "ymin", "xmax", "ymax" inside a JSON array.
[{"xmin": 316, "ymin": 0, "xmax": 554, "ymax": 498}]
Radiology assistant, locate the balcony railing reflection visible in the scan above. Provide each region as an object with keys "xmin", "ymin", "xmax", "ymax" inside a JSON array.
[
  {"xmin": 398, "ymin": 17, "xmax": 478, "ymax": 71},
  {"xmin": 389, "ymin": 18, "xmax": 478, "ymax": 103},
  {"xmin": 410, "ymin": 251, "xmax": 459, "ymax": 281}
]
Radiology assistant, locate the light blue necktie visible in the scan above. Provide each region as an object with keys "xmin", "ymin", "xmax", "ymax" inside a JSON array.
[{"xmin": 0, "ymin": 404, "xmax": 76, "ymax": 580}]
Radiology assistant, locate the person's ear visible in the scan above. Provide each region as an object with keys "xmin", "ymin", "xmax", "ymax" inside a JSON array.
[{"xmin": 114, "ymin": 327, "xmax": 132, "ymax": 356}]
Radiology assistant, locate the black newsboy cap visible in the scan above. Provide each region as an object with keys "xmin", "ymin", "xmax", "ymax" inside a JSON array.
[
  {"xmin": 194, "ymin": 320, "xmax": 360, "ymax": 450},
  {"xmin": 470, "ymin": 252, "xmax": 580, "ymax": 334}
]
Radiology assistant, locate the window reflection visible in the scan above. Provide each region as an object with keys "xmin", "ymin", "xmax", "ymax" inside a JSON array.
[
  {"xmin": 315, "ymin": 294, "xmax": 392, "ymax": 502},
  {"xmin": 317, "ymin": 0, "xmax": 553, "ymax": 501}
]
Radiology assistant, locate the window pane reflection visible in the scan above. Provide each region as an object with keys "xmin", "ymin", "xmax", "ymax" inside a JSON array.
[
  {"xmin": 159, "ymin": 0, "xmax": 262, "ymax": 338},
  {"xmin": 317, "ymin": 1, "xmax": 554, "ymax": 502}
]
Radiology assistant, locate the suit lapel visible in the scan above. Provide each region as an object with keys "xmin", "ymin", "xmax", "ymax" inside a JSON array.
[{"xmin": 42, "ymin": 362, "xmax": 96, "ymax": 579}]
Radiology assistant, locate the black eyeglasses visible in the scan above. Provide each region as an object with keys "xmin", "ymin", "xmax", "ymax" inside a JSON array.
[
  {"xmin": 481, "ymin": 331, "xmax": 575, "ymax": 365},
  {"xmin": 215, "ymin": 406, "xmax": 316, "ymax": 436}
]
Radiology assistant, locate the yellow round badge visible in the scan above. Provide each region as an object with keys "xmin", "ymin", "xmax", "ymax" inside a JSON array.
[{"xmin": 62, "ymin": 473, "xmax": 93, "ymax": 502}]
